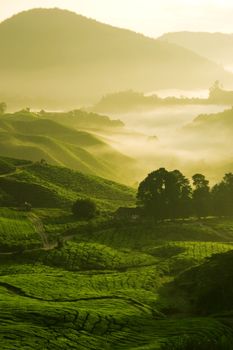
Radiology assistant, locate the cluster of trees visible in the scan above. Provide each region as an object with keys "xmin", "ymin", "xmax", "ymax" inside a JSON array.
[{"xmin": 137, "ymin": 168, "xmax": 233, "ymax": 220}]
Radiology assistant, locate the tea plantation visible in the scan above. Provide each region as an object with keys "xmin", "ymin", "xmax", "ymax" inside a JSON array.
[{"xmin": 1, "ymin": 158, "xmax": 233, "ymax": 349}]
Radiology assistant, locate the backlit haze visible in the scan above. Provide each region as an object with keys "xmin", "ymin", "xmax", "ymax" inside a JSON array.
[{"xmin": 1, "ymin": 0, "xmax": 233, "ymax": 37}]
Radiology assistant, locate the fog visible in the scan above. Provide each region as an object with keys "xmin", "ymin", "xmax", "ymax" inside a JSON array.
[{"xmin": 99, "ymin": 104, "xmax": 230, "ymax": 184}]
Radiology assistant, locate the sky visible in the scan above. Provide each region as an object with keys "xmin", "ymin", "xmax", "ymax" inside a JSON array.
[{"xmin": 0, "ymin": 0, "xmax": 233, "ymax": 37}]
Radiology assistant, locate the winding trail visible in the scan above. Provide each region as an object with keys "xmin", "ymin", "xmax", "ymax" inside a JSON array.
[
  {"xmin": 0, "ymin": 162, "xmax": 58, "ymax": 251},
  {"xmin": 0, "ymin": 163, "xmax": 33, "ymax": 178},
  {"xmin": 28, "ymin": 213, "xmax": 57, "ymax": 250}
]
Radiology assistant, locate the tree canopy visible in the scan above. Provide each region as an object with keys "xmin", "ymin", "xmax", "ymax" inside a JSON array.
[
  {"xmin": 72, "ymin": 198, "xmax": 97, "ymax": 220},
  {"xmin": 137, "ymin": 168, "xmax": 233, "ymax": 220},
  {"xmin": 137, "ymin": 168, "xmax": 192, "ymax": 220},
  {"xmin": 192, "ymin": 174, "xmax": 210, "ymax": 218}
]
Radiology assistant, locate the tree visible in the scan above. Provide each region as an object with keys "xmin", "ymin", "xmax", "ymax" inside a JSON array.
[
  {"xmin": 72, "ymin": 198, "xmax": 97, "ymax": 220},
  {"xmin": 192, "ymin": 174, "xmax": 210, "ymax": 218},
  {"xmin": 137, "ymin": 168, "xmax": 192, "ymax": 220},
  {"xmin": 211, "ymin": 173, "xmax": 233, "ymax": 217},
  {"xmin": 0, "ymin": 102, "xmax": 7, "ymax": 115}
]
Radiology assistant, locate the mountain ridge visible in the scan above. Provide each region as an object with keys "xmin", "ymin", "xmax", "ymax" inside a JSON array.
[
  {"xmin": 0, "ymin": 8, "xmax": 232, "ymax": 108},
  {"xmin": 160, "ymin": 31, "xmax": 233, "ymax": 67}
]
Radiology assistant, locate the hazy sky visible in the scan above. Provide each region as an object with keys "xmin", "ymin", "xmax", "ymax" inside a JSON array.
[{"xmin": 1, "ymin": 0, "xmax": 233, "ymax": 37}]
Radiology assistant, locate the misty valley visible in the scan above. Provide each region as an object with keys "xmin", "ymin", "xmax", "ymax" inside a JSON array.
[{"xmin": 1, "ymin": 6, "xmax": 233, "ymax": 350}]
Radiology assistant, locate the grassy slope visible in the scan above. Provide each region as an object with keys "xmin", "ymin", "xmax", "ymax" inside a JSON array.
[
  {"xmin": 0, "ymin": 157, "xmax": 233, "ymax": 348},
  {"xmin": 0, "ymin": 208, "xmax": 41, "ymax": 252},
  {"xmin": 0, "ymin": 159, "xmax": 135, "ymax": 210},
  {"xmin": 0, "ymin": 112, "xmax": 135, "ymax": 184}
]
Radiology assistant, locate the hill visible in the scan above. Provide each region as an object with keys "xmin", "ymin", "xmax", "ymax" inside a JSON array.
[
  {"xmin": 179, "ymin": 107, "xmax": 233, "ymax": 181},
  {"xmin": 38, "ymin": 109, "xmax": 124, "ymax": 131},
  {"xmin": 160, "ymin": 32, "xmax": 233, "ymax": 69},
  {"xmin": 0, "ymin": 110, "xmax": 135, "ymax": 184},
  {"xmin": 0, "ymin": 9, "xmax": 232, "ymax": 108},
  {"xmin": 171, "ymin": 250, "xmax": 233, "ymax": 315},
  {"xmin": 0, "ymin": 158, "xmax": 135, "ymax": 210},
  {"xmin": 187, "ymin": 107, "xmax": 233, "ymax": 133}
]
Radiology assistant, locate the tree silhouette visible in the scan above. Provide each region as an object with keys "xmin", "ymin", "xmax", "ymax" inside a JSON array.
[
  {"xmin": 192, "ymin": 174, "xmax": 210, "ymax": 218},
  {"xmin": 137, "ymin": 168, "xmax": 192, "ymax": 220},
  {"xmin": 212, "ymin": 173, "xmax": 233, "ymax": 217},
  {"xmin": 72, "ymin": 198, "xmax": 97, "ymax": 220}
]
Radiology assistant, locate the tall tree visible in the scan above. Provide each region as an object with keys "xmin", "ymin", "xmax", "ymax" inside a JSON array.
[
  {"xmin": 137, "ymin": 168, "xmax": 192, "ymax": 220},
  {"xmin": 212, "ymin": 173, "xmax": 233, "ymax": 217},
  {"xmin": 192, "ymin": 174, "xmax": 210, "ymax": 218}
]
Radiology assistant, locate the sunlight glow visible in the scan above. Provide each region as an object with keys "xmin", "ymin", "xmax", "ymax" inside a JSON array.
[{"xmin": 1, "ymin": 0, "xmax": 233, "ymax": 37}]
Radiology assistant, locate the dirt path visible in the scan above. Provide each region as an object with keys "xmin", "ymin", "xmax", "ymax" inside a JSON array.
[
  {"xmin": 28, "ymin": 213, "xmax": 58, "ymax": 250},
  {"xmin": 0, "ymin": 168, "xmax": 22, "ymax": 178},
  {"xmin": 0, "ymin": 162, "xmax": 34, "ymax": 178}
]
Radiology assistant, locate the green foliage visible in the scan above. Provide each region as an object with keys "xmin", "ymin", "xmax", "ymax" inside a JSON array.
[
  {"xmin": 0, "ymin": 111, "xmax": 135, "ymax": 184},
  {"xmin": 72, "ymin": 198, "xmax": 97, "ymax": 220},
  {"xmin": 0, "ymin": 158, "xmax": 15, "ymax": 175},
  {"xmin": 173, "ymin": 250, "xmax": 233, "ymax": 315},
  {"xmin": 0, "ymin": 158, "xmax": 135, "ymax": 210},
  {"xmin": 137, "ymin": 168, "xmax": 192, "ymax": 220},
  {"xmin": 212, "ymin": 173, "xmax": 233, "ymax": 216},
  {"xmin": 1, "ymin": 213, "xmax": 233, "ymax": 348},
  {"xmin": 0, "ymin": 208, "xmax": 41, "ymax": 251},
  {"xmin": 192, "ymin": 174, "xmax": 210, "ymax": 218},
  {"xmin": 138, "ymin": 168, "xmax": 233, "ymax": 220},
  {"xmin": 22, "ymin": 241, "xmax": 156, "ymax": 271},
  {"xmin": 163, "ymin": 333, "xmax": 233, "ymax": 350}
]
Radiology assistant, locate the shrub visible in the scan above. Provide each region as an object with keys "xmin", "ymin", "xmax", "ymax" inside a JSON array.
[{"xmin": 72, "ymin": 198, "xmax": 97, "ymax": 220}]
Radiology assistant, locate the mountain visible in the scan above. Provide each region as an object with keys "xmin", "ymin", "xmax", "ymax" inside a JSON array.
[
  {"xmin": 0, "ymin": 9, "xmax": 232, "ymax": 109},
  {"xmin": 160, "ymin": 32, "xmax": 233, "ymax": 69},
  {"xmin": 0, "ymin": 110, "xmax": 135, "ymax": 184}
]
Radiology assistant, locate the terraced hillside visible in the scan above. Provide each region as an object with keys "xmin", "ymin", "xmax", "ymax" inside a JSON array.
[
  {"xmin": 0, "ymin": 158, "xmax": 135, "ymax": 210},
  {"xmin": 1, "ymin": 203, "xmax": 233, "ymax": 349},
  {"xmin": 0, "ymin": 208, "xmax": 41, "ymax": 252},
  {"xmin": 0, "ymin": 111, "xmax": 135, "ymax": 184}
]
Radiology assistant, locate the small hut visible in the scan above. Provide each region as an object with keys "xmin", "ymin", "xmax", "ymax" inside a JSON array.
[{"xmin": 114, "ymin": 207, "xmax": 142, "ymax": 221}]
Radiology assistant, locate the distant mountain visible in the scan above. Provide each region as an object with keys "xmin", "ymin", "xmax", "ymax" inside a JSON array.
[
  {"xmin": 0, "ymin": 111, "xmax": 135, "ymax": 184},
  {"xmin": 188, "ymin": 107, "xmax": 233, "ymax": 131},
  {"xmin": 0, "ymin": 9, "xmax": 232, "ymax": 108},
  {"xmin": 175, "ymin": 107, "xmax": 233, "ymax": 183},
  {"xmin": 160, "ymin": 32, "xmax": 233, "ymax": 69}
]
